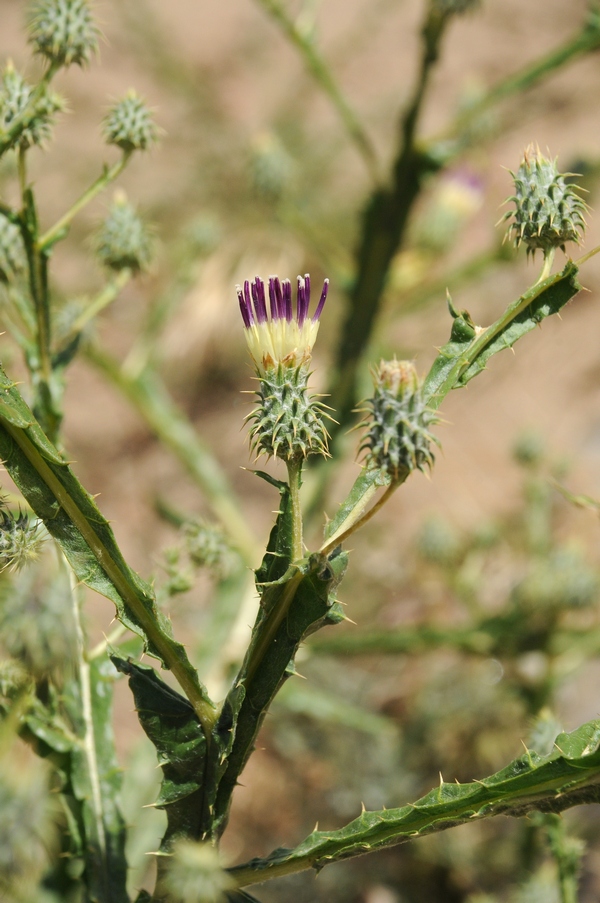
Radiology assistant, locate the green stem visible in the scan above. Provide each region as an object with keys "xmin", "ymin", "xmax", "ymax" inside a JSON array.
[
  {"xmin": 1, "ymin": 417, "xmax": 217, "ymax": 734},
  {"xmin": 329, "ymin": 6, "xmax": 447, "ymax": 428},
  {"xmin": 255, "ymin": 0, "xmax": 380, "ymax": 182},
  {"xmin": 38, "ymin": 152, "xmax": 132, "ymax": 251},
  {"xmin": 434, "ymin": 12, "xmax": 600, "ymax": 159},
  {"xmin": 68, "ymin": 564, "xmax": 108, "ymax": 873},
  {"xmin": 287, "ymin": 457, "xmax": 304, "ymax": 562},
  {"xmin": 536, "ymin": 247, "xmax": 556, "ymax": 284},
  {"xmin": 320, "ymin": 479, "xmax": 400, "ymax": 556},
  {"xmin": 66, "ymin": 269, "xmax": 132, "ymax": 338}
]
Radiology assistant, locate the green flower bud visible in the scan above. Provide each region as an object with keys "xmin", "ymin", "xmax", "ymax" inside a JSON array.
[
  {"xmin": 502, "ymin": 146, "xmax": 588, "ymax": 257},
  {"xmin": 248, "ymin": 364, "xmax": 330, "ymax": 462},
  {"xmin": 0, "ymin": 503, "xmax": 44, "ymax": 572},
  {"xmin": 95, "ymin": 192, "xmax": 153, "ymax": 272},
  {"xmin": 0, "ymin": 212, "xmax": 26, "ymax": 283},
  {"xmin": 359, "ymin": 360, "xmax": 440, "ymax": 480},
  {"xmin": 103, "ymin": 90, "xmax": 159, "ymax": 153},
  {"xmin": 162, "ymin": 841, "xmax": 234, "ymax": 903},
  {"xmin": 0, "ymin": 62, "xmax": 63, "ymax": 151},
  {"xmin": 28, "ymin": 0, "xmax": 99, "ymax": 68}
]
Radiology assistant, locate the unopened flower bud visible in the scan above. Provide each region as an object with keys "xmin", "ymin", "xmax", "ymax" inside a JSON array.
[
  {"xmin": 103, "ymin": 90, "xmax": 158, "ymax": 153},
  {"xmin": 95, "ymin": 192, "xmax": 153, "ymax": 272},
  {"xmin": 359, "ymin": 360, "xmax": 440, "ymax": 480},
  {"xmin": 162, "ymin": 840, "xmax": 234, "ymax": 903},
  {"xmin": 0, "ymin": 62, "xmax": 63, "ymax": 151},
  {"xmin": 28, "ymin": 0, "xmax": 99, "ymax": 69},
  {"xmin": 502, "ymin": 145, "xmax": 588, "ymax": 257}
]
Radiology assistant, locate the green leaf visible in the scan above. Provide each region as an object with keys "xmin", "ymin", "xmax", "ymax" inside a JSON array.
[
  {"xmin": 254, "ymin": 471, "xmax": 293, "ymax": 586},
  {"xmin": 229, "ymin": 719, "xmax": 600, "ymax": 889},
  {"xmin": 111, "ymin": 656, "xmax": 207, "ymax": 846},
  {"xmin": 209, "ymin": 546, "xmax": 348, "ymax": 840},
  {"xmin": 423, "ymin": 261, "xmax": 581, "ymax": 409},
  {"xmin": 0, "ymin": 366, "xmax": 212, "ymax": 724}
]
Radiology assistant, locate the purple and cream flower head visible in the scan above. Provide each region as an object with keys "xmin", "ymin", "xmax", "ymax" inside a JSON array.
[{"xmin": 237, "ymin": 274, "xmax": 328, "ymax": 375}]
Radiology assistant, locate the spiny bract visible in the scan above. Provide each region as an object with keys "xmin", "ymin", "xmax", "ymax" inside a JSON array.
[
  {"xmin": 359, "ymin": 360, "xmax": 440, "ymax": 480},
  {"xmin": 502, "ymin": 146, "xmax": 588, "ymax": 257},
  {"xmin": 248, "ymin": 365, "xmax": 330, "ymax": 463},
  {"xmin": 0, "ymin": 63, "xmax": 63, "ymax": 151},
  {"xmin": 29, "ymin": 0, "xmax": 99, "ymax": 68},
  {"xmin": 104, "ymin": 90, "xmax": 158, "ymax": 153},
  {"xmin": 95, "ymin": 193, "xmax": 153, "ymax": 272}
]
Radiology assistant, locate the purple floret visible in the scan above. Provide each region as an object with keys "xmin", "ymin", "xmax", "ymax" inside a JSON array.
[{"xmin": 312, "ymin": 278, "xmax": 329, "ymax": 322}]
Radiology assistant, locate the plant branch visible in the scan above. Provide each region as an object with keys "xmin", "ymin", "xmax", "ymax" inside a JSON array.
[
  {"xmin": 38, "ymin": 152, "xmax": 132, "ymax": 251},
  {"xmin": 255, "ymin": 0, "xmax": 380, "ymax": 182}
]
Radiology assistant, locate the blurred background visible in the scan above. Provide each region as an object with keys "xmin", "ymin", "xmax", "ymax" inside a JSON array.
[{"xmin": 3, "ymin": 0, "xmax": 600, "ymax": 900}]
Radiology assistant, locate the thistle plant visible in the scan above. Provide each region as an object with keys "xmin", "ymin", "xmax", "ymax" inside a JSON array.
[{"xmin": 3, "ymin": 2, "xmax": 600, "ymax": 902}]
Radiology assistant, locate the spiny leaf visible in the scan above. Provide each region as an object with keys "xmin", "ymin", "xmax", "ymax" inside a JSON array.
[
  {"xmin": 229, "ymin": 719, "xmax": 600, "ymax": 888},
  {"xmin": 111, "ymin": 656, "xmax": 207, "ymax": 846},
  {"xmin": 423, "ymin": 260, "xmax": 581, "ymax": 409},
  {"xmin": 208, "ymin": 546, "xmax": 348, "ymax": 841}
]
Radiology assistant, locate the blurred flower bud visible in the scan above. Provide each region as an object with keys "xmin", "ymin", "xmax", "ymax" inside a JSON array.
[
  {"xmin": 0, "ymin": 556, "xmax": 78, "ymax": 681},
  {"xmin": 0, "ymin": 212, "xmax": 26, "ymax": 283},
  {"xmin": 95, "ymin": 191, "xmax": 153, "ymax": 272},
  {"xmin": 103, "ymin": 90, "xmax": 159, "ymax": 153},
  {"xmin": 0, "ymin": 61, "xmax": 63, "ymax": 151},
  {"xmin": 359, "ymin": 360, "xmax": 440, "ymax": 481},
  {"xmin": 28, "ymin": 0, "xmax": 99, "ymax": 69},
  {"xmin": 162, "ymin": 841, "xmax": 234, "ymax": 903},
  {"xmin": 502, "ymin": 146, "xmax": 588, "ymax": 257}
]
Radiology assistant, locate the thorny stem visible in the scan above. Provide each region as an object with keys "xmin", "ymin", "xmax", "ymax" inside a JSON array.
[
  {"xmin": 38, "ymin": 151, "xmax": 133, "ymax": 251},
  {"xmin": 319, "ymin": 480, "xmax": 400, "ymax": 557},
  {"xmin": 287, "ymin": 457, "xmax": 304, "ymax": 562},
  {"xmin": 330, "ymin": 5, "xmax": 447, "ymax": 429}
]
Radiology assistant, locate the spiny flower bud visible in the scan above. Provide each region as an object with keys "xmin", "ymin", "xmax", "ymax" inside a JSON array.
[
  {"xmin": 0, "ymin": 213, "xmax": 26, "ymax": 283},
  {"xmin": 103, "ymin": 90, "xmax": 159, "ymax": 153},
  {"xmin": 28, "ymin": 0, "xmax": 99, "ymax": 68},
  {"xmin": 502, "ymin": 146, "xmax": 588, "ymax": 257},
  {"xmin": 95, "ymin": 192, "xmax": 153, "ymax": 272},
  {"xmin": 238, "ymin": 274, "xmax": 331, "ymax": 462},
  {"xmin": 0, "ymin": 62, "xmax": 63, "ymax": 151},
  {"xmin": 0, "ymin": 502, "xmax": 44, "ymax": 572},
  {"xmin": 359, "ymin": 360, "xmax": 440, "ymax": 480},
  {"xmin": 161, "ymin": 841, "xmax": 234, "ymax": 903}
]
